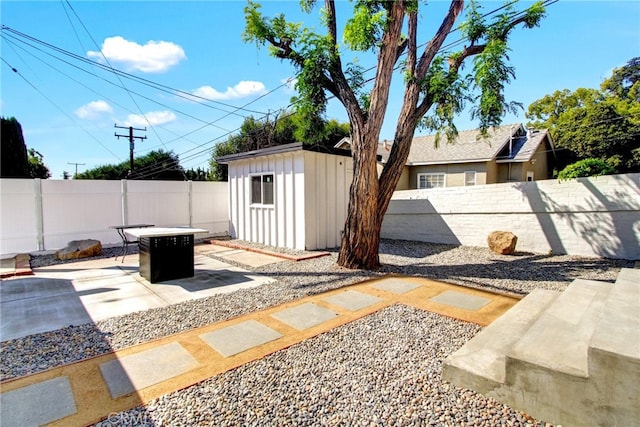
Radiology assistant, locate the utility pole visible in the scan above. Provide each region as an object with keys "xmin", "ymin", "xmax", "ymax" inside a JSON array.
[
  {"xmin": 114, "ymin": 124, "xmax": 146, "ymax": 176},
  {"xmin": 67, "ymin": 162, "xmax": 85, "ymax": 179}
]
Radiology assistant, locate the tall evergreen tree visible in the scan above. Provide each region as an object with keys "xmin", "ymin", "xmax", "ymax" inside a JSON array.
[{"xmin": 1, "ymin": 117, "xmax": 29, "ymax": 178}]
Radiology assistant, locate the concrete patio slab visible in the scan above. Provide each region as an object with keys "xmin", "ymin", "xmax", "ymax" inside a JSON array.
[
  {"xmin": 371, "ymin": 278, "xmax": 421, "ymax": 294},
  {"xmin": 0, "ymin": 376, "xmax": 77, "ymax": 426},
  {"xmin": 99, "ymin": 342, "xmax": 199, "ymax": 398},
  {"xmin": 1, "ymin": 288, "xmax": 95, "ymax": 341},
  {"xmin": 0, "ymin": 253, "xmax": 275, "ymax": 341},
  {"xmin": 323, "ymin": 290, "xmax": 383, "ymax": 311},
  {"xmin": 271, "ymin": 302, "xmax": 340, "ymax": 330},
  {"xmin": 200, "ymin": 319, "xmax": 283, "ymax": 357},
  {"xmin": 1, "ymin": 276, "xmax": 83, "ymax": 303},
  {"xmin": 430, "ymin": 290, "xmax": 491, "ymax": 311}
]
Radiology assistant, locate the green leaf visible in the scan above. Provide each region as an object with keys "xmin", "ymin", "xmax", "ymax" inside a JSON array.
[{"xmin": 344, "ymin": 4, "xmax": 386, "ymax": 51}]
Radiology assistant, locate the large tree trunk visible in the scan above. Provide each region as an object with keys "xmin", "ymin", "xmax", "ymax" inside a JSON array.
[
  {"xmin": 337, "ymin": 130, "xmax": 382, "ymax": 270},
  {"xmin": 336, "ymin": 2, "xmax": 416, "ymax": 270},
  {"xmin": 336, "ymin": 126, "xmax": 418, "ymax": 270},
  {"xmin": 336, "ymin": 1, "xmax": 462, "ymax": 270}
]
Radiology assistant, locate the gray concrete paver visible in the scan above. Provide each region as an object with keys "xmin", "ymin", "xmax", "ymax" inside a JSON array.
[
  {"xmin": 99, "ymin": 342, "xmax": 199, "ymax": 399},
  {"xmin": 430, "ymin": 290, "xmax": 491, "ymax": 311},
  {"xmin": 323, "ymin": 290, "xmax": 383, "ymax": 311},
  {"xmin": 371, "ymin": 278, "xmax": 421, "ymax": 294},
  {"xmin": 0, "ymin": 376, "xmax": 77, "ymax": 427},
  {"xmin": 200, "ymin": 319, "xmax": 283, "ymax": 357},
  {"xmin": 271, "ymin": 302, "xmax": 339, "ymax": 330}
]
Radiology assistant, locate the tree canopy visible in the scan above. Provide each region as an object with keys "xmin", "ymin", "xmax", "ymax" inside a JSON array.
[
  {"xmin": 244, "ymin": 0, "xmax": 546, "ymax": 270},
  {"xmin": 76, "ymin": 150, "xmax": 188, "ymax": 180},
  {"xmin": 210, "ymin": 111, "xmax": 349, "ymax": 181},
  {"xmin": 27, "ymin": 148, "xmax": 51, "ymax": 179},
  {"xmin": 527, "ymin": 57, "xmax": 640, "ymax": 174}
]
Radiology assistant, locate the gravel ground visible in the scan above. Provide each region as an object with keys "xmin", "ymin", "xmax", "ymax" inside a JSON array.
[{"xmin": 1, "ymin": 239, "xmax": 633, "ymax": 426}]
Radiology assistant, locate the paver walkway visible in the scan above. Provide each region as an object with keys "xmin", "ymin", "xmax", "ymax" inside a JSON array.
[{"xmin": 0, "ymin": 275, "xmax": 519, "ymax": 426}]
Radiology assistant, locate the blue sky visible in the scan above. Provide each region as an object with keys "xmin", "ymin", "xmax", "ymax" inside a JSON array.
[{"xmin": 1, "ymin": 1, "xmax": 639, "ymax": 179}]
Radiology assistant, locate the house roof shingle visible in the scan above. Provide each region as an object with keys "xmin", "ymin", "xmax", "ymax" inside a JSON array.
[
  {"xmin": 372, "ymin": 123, "xmax": 551, "ymax": 165},
  {"xmin": 495, "ymin": 129, "xmax": 550, "ymax": 163}
]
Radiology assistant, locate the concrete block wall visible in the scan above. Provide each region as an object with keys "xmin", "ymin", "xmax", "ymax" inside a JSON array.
[{"xmin": 382, "ymin": 173, "xmax": 640, "ymax": 260}]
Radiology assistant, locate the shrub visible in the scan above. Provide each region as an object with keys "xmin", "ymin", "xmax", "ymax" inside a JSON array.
[{"xmin": 557, "ymin": 158, "xmax": 616, "ymax": 180}]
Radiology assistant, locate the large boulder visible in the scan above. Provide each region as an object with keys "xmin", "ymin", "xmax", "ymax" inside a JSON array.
[
  {"xmin": 487, "ymin": 231, "xmax": 518, "ymax": 255},
  {"xmin": 55, "ymin": 239, "xmax": 102, "ymax": 260}
]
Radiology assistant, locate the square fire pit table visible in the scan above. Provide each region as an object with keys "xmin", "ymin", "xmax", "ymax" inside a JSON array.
[{"xmin": 124, "ymin": 227, "xmax": 209, "ymax": 283}]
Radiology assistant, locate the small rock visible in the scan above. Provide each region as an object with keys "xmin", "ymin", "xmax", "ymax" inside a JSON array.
[{"xmin": 487, "ymin": 231, "xmax": 518, "ymax": 255}]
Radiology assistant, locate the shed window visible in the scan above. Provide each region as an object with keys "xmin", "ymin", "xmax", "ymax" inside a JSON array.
[
  {"xmin": 418, "ymin": 173, "xmax": 445, "ymax": 189},
  {"xmin": 464, "ymin": 171, "xmax": 477, "ymax": 186},
  {"xmin": 251, "ymin": 174, "xmax": 274, "ymax": 205}
]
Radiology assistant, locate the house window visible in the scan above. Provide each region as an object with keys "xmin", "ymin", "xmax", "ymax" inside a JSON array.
[
  {"xmin": 464, "ymin": 171, "xmax": 477, "ymax": 186},
  {"xmin": 251, "ymin": 173, "xmax": 274, "ymax": 205},
  {"xmin": 418, "ymin": 173, "xmax": 445, "ymax": 189},
  {"xmin": 527, "ymin": 171, "xmax": 534, "ymax": 182}
]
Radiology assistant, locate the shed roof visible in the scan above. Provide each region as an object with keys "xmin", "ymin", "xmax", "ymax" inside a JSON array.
[{"xmin": 216, "ymin": 142, "xmax": 352, "ymax": 164}]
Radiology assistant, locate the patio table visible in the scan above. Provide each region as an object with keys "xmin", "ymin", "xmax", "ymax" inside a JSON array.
[
  {"xmin": 109, "ymin": 224, "xmax": 155, "ymax": 262},
  {"xmin": 123, "ymin": 227, "xmax": 209, "ymax": 283}
]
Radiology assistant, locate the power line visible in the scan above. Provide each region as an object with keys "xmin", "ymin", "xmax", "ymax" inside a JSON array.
[
  {"xmin": 0, "ymin": 25, "xmax": 268, "ymax": 117},
  {"xmin": 0, "ymin": 57, "xmax": 122, "ymax": 160},
  {"xmin": 1, "ymin": 23, "xmax": 282, "ymax": 157},
  {"xmin": 115, "ymin": 124, "xmax": 147, "ymax": 176},
  {"xmin": 1, "ymin": 1, "xmax": 562, "ymax": 180},
  {"xmin": 94, "ymin": 0, "xmax": 564, "ymax": 180},
  {"xmin": 58, "ymin": 2, "xmax": 168, "ymax": 149},
  {"xmin": 1, "ymin": 33, "xmax": 233, "ymax": 137}
]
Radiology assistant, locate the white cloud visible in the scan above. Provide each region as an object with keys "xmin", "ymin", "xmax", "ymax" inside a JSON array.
[
  {"xmin": 75, "ymin": 100, "xmax": 113, "ymax": 119},
  {"xmin": 192, "ymin": 80, "xmax": 267, "ymax": 100},
  {"xmin": 125, "ymin": 111, "xmax": 176, "ymax": 127},
  {"xmin": 87, "ymin": 36, "xmax": 186, "ymax": 73}
]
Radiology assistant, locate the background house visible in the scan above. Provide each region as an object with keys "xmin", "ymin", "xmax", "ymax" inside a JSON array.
[
  {"xmin": 217, "ymin": 143, "xmax": 353, "ymax": 250},
  {"xmin": 337, "ymin": 123, "xmax": 555, "ymax": 190}
]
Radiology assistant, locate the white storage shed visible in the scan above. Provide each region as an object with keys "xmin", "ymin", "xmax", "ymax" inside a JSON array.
[{"xmin": 217, "ymin": 143, "xmax": 353, "ymax": 250}]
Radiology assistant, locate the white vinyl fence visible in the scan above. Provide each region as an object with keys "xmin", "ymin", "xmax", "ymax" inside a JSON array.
[
  {"xmin": 2, "ymin": 174, "xmax": 638, "ymax": 259},
  {"xmin": 0, "ymin": 179, "xmax": 229, "ymax": 254},
  {"xmin": 382, "ymin": 173, "xmax": 640, "ymax": 260}
]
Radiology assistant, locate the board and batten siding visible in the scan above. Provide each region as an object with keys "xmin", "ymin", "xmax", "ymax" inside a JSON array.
[
  {"xmin": 227, "ymin": 149, "xmax": 352, "ymax": 250},
  {"xmin": 303, "ymin": 151, "xmax": 352, "ymax": 250}
]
